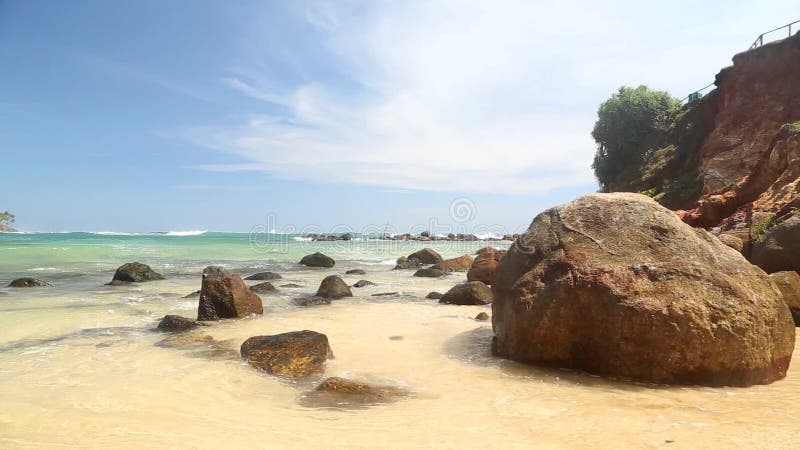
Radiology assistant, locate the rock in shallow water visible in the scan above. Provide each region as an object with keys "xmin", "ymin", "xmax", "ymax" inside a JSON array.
[
  {"xmin": 300, "ymin": 252, "xmax": 335, "ymax": 268},
  {"xmin": 345, "ymin": 269, "xmax": 366, "ymax": 275},
  {"xmin": 8, "ymin": 277, "xmax": 51, "ymax": 288},
  {"xmin": 770, "ymin": 271, "xmax": 800, "ymax": 326},
  {"xmin": 197, "ymin": 266, "xmax": 263, "ymax": 321},
  {"xmin": 393, "ymin": 257, "xmax": 422, "ymax": 270},
  {"xmin": 299, "ymin": 377, "xmax": 408, "ymax": 408},
  {"xmin": 492, "ymin": 192, "xmax": 795, "ymax": 386},
  {"xmin": 352, "ymin": 280, "xmax": 375, "ymax": 288},
  {"xmin": 293, "ymin": 297, "xmax": 332, "ymax": 306},
  {"xmin": 157, "ymin": 315, "xmax": 200, "ymax": 332},
  {"xmin": 433, "ymin": 254, "xmax": 473, "ymax": 272},
  {"xmin": 413, "ymin": 268, "xmax": 447, "ymax": 278},
  {"xmin": 439, "ymin": 281, "xmax": 493, "ymax": 305},
  {"xmin": 249, "ymin": 281, "xmax": 277, "ymax": 293},
  {"xmin": 475, "ymin": 312, "xmax": 490, "ymax": 321},
  {"xmin": 407, "ymin": 248, "xmax": 443, "ymax": 265},
  {"xmin": 110, "ymin": 262, "xmax": 163, "ymax": 283},
  {"xmin": 244, "ymin": 272, "xmax": 283, "ymax": 281},
  {"xmin": 241, "ymin": 330, "xmax": 333, "ymax": 377},
  {"xmin": 316, "ymin": 275, "xmax": 352, "ymax": 299},
  {"xmin": 425, "ymin": 291, "xmax": 443, "ymax": 299}
]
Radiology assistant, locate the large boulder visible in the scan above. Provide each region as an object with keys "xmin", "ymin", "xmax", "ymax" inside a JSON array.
[
  {"xmin": 407, "ymin": 248, "xmax": 443, "ymax": 265},
  {"xmin": 300, "ymin": 252, "xmax": 335, "ymax": 268},
  {"xmin": 433, "ymin": 255, "xmax": 473, "ymax": 272},
  {"xmin": 467, "ymin": 249, "xmax": 507, "ymax": 285},
  {"xmin": 110, "ymin": 262, "xmax": 163, "ymax": 283},
  {"xmin": 8, "ymin": 277, "xmax": 51, "ymax": 288},
  {"xmin": 316, "ymin": 275, "xmax": 353, "ymax": 299},
  {"xmin": 439, "ymin": 281, "xmax": 493, "ymax": 305},
  {"xmin": 241, "ymin": 330, "xmax": 333, "ymax": 377},
  {"xmin": 244, "ymin": 272, "xmax": 283, "ymax": 281},
  {"xmin": 770, "ymin": 271, "xmax": 800, "ymax": 326},
  {"xmin": 492, "ymin": 193, "xmax": 795, "ymax": 386},
  {"xmin": 197, "ymin": 266, "xmax": 263, "ymax": 321},
  {"xmin": 751, "ymin": 215, "xmax": 800, "ymax": 273}
]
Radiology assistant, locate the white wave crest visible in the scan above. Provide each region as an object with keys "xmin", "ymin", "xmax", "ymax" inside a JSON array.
[{"xmin": 164, "ymin": 230, "xmax": 207, "ymax": 236}]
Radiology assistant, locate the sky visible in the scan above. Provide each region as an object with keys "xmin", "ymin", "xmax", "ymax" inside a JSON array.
[{"xmin": 1, "ymin": 0, "xmax": 798, "ymax": 233}]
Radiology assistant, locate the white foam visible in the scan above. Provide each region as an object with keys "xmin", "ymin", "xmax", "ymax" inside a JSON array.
[
  {"xmin": 163, "ymin": 230, "xmax": 207, "ymax": 236},
  {"xmin": 292, "ymin": 237, "xmax": 313, "ymax": 242}
]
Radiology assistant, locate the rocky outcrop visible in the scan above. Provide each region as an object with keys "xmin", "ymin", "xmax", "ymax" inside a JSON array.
[
  {"xmin": 439, "ymin": 281, "xmax": 493, "ymax": 305},
  {"xmin": 197, "ymin": 266, "xmax": 263, "ymax": 321},
  {"xmin": 315, "ymin": 275, "xmax": 353, "ymax": 299},
  {"xmin": 241, "ymin": 330, "xmax": 333, "ymax": 377},
  {"xmin": 413, "ymin": 268, "xmax": 447, "ymax": 278},
  {"xmin": 8, "ymin": 277, "xmax": 51, "ymax": 288},
  {"xmin": 300, "ymin": 377, "xmax": 408, "ymax": 407},
  {"xmin": 467, "ymin": 249, "xmax": 507, "ymax": 285},
  {"xmin": 110, "ymin": 262, "xmax": 163, "ymax": 283},
  {"xmin": 300, "ymin": 252, "xmax": 335, "ymax": 268},
  {"xmin": 407, "ymin": 248, "xmax": 443, "ymax": 265},
  {"xmin": 249, "ymin": 282, "xmax": 277, "ymax": 293},
  {"xmin": 492, "ymin": 193, "xmax": 795, "ymax": 386},
  {"xmin": 770, "ymin": 271, "xmax": 800, "ymax": 326},
  {"xmin": 433, "ymin": 255, "xmax": 473, "ymax": 272},
  {"xmin": 157, "ymin": 315, "xmax": 201, "ymax": 332},
  {"xmin": 751, "ymin": 214, "xmax": 800, "ymax": 273},
  {"xmin": 245, "ymin": 272, "xmax": 282, "ymax": 281}
]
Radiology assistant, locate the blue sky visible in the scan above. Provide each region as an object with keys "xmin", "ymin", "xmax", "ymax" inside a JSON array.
[{"xmin": 1, "ymin": 1, "xmax": 797, "ymax": 233}]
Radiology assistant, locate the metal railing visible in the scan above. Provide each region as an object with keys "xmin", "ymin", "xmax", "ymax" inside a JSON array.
[
  {"xmin": 750, "ymin": 19, "xmax": 799, "ymax": 49},
  {"xmin": 681, "ymin": 82, "xmax": 715, "ymax": 104}
]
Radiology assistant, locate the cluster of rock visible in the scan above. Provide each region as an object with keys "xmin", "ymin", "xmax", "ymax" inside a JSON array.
[
  {"xmin": 376, "ymin": 232, "xmax": 518, "ymax": 242},
  {"xmin": 306, "ymin": 233, "xmax": 353, "ymax": 241}
]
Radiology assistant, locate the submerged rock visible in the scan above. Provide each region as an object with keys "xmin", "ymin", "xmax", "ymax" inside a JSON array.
[
  {"xmin": 352, "ymin": 280, "xmax": 375, "ymax": 288},
  {"xmin": 156, "ymin": 332, "xmax": 215, "ymax": 348},
  {"xmin": 316, "ymin": 275, "xmax": 353, "ymax": 299},
  {"xmin": 492, "ymin": 193, "xmax": 795, "ymax": 386},
  {"xmin": 292, "ymin": 296, "xmax": 332, "ymax": 307},
  {"xmin": 110, "ymin": 262, "xmax": 164, "ymax": 283},
  {"xmin": 345, "ymin": 269, "xmax": 366, "ymax": 275},
  {"xmin": 413, "ymin": 268, "xmax": 447, "ymax": 278},
  {"xmin": 770, "ymin": 271, "xmax": 800, "ymax": 326},
  {"xmin": 249, "ymin": 281, "xmax": 277, "ymax": 293},
  {"xmin": 371, "ymin": 292, "xmax": 398, "ymax": 297},
  {"xmin": 281, "ymin": 283, "xmax": 302, "ymax": 288},
  {"xmin": 751, "ymin": 215, "xmax": 800, "ymax": 273},
  {"xmin": 245, "ymin": 272, "xmax": 283, "ymax": 281},
  {"xmin": 467, "ymin": 249, "xmax": 507, "ymax": 286},
  {"xmin": 300, "ymin": 377, "xmax": 408, "ymax": 408},
  {"xmin": 183, "ymin": 290, "xmax": 201, "ymax": 298},
  {"xmin": 197, "ymin": 266, "xmax": 263, "ymax": 321},
  {"xmin": 407, "ymin": 248, "xmax": 443, "ymax": 265},
  {"xmin": 433, "ymin": 255, "xmax": 473, "ymax": 272},
  {"xmin": 241, "ymin": 330, "xmax": 333, "ymax": 377},
  {"xmin": 425, "ymin": 291, "xmax": 443, "ymax": 299},
  {"xmin": 439, "ymin": 281, "xmax": 493, "ymax": 305},
  {"xmin": 300, "ymin": 252, "xmax": 335, "ymax": 268},
  {"xmin": 157, "ymin": 315, "xmax": 201, "ymax": 332},
  {"xmin": 475, "ymin": 312, "xmax": 490, "ymax": 321},
  {"xmin": 8, "ymin": 277, "xmax": 51, "ymax": 288},
  {"xmin": 393, "ymin": 257, "xmax": 422, "ymax": 270}
]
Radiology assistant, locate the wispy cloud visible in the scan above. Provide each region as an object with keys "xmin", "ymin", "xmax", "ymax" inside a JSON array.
[{"xmin": 179, "ymin": 0, "xmax": 795, "ymax": 195}]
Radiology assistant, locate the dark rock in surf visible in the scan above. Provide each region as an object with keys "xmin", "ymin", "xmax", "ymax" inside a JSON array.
[
  {"xmin": 316, "ymin": 275, "xmax": 353, "ymax": 299},
  {"xmin": 300, "ymin": 252, "xmax": 335, "ymax": 268},
  {"xmin": 197, "ymin": 266, "xmax": 263, "ymax": 321},
  {"xmin": 241, "ymin": 330, "xmax": 334, "ymax": 377},
  {"xmin": 8, "ymin": 277, "xmax": 51, "ymax": 288},
  {"xmin": 245, "ymin": 272, "xmax": 283, "ymax": 281},
  {"xmin": 110, "ymin": 262, "xmax": 164, "ymax": 283},
  {"xmin": 157, "ymin": 315, "xmax": 201, "ymax": 332}
]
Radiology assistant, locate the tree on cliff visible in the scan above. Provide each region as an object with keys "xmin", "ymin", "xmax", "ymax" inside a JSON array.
[
  {"xmin": 0, "ymin": 211, "xmax": 16, "ymax": 231},
  {"xmin": 591, "ymin": 86, "xmax": 681, "ymax": 191}
]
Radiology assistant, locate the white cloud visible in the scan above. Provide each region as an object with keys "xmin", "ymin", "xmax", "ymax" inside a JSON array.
[{"xmin": 182, "ymin": 0, "xmax": 799, "ymax": 195}]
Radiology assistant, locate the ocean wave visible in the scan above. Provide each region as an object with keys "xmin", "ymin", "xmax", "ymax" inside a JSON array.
[
  {"xmin": 93, "ymin": 231, "xmax": 146, "ymax": 236},
  {"xmin": 292, "ymin": 237, "xmax": 313, "ymax": 242},
  {"xmin": 474, "ymin": 232, "xmax": 503, "ymax": 240},
  {"xmin": 163, "ymin": 230, "xmax": 207, "ymax": 236},
  {"xmin": 27, "ymin": 267, "xmax": 62, "ymax": 272}
]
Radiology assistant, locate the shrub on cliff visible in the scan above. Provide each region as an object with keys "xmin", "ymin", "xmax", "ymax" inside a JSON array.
[{"xmin": 591, "ymin": 86, "xmax": 681, "ymax": 191}]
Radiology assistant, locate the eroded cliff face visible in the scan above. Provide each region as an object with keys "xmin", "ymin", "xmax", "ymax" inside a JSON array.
[{"xmin": 676, "ymin": 32, "xmax": 800, "ymax": 230}]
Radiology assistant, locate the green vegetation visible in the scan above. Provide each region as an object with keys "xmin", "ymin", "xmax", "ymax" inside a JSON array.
[
  {"xmin": 0, "ymin": 211, "xmax": 14, "ymax": 230},
  {"xmin": 591, "ymin": 86, "xmax": 682, "ymax": 191},
  {"xmin": 752, "ymin": 223, "xmax": 770, "ymax": 243},
  {"xmin": 787, "ymin": 121, "xmax": 800, "ymax": 134},
  {"xmin": 640, "ymin": 188, "xmax": 658, "ymax": 198}
]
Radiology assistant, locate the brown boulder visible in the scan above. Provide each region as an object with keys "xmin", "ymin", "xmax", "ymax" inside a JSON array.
[
  {"xmin": 439, "ymin": 281, "xmax": 493, "ymax": 305},
  {"xmin": 467, "ymin": 249, "xmax": 506, "ymax": 285},
  {"xmin": 475, "ymin": 312, "xmax": 490, "ymax": 321},
  {"xmin": 197, "ymin": 266, "xmax": 263, "ymax": 321},
  {"xmin": 249, "ymin": 281, "xmax": 277, "ymax": 293},
  {"xmin": 413, "ymin": 268, "xmax": 447, "ymax": 278},
  {"xmin": 300, "ymin": 252, "xmax": 335, "ymax": 268},
  {"xmin": 300, "ymin": 377, "xmax": 408, "ymax": 408},
  {"xmin": 241, "ymin": 330, "xmax": 333, "ymax": 377},
  {"xmin": 492, "ymin": 193, "xmax": 795, "ymax": 386},
  {"xmin": 393, "ymin": 257, "xmax": 422, "ymax": 270},
  {"xmin": 751, "ymin": 215, "xmax": 800, "ymax": 273},
  {"xmin": 717, "ymin": 233, "xmax": 744, "ymax": 254},
  {"xmin": 157, "ymin": 315, "xmax": 200, "ymax": 332},
  {"xmin": 407, "ymin": 248, "xmax": 443, "ymax": 265},
  {"xmin": 770, "ymin": 271, "xmax": 800, "ymax": 326},
  {"xmin": 111, "ymin": 262, "xmax": 164, "ymax": 283},
  {"xmin": 316, "ymin": 275, "xmax": 353, "ymax": 299},
  {"xmin": 245, "ymin": 272, "xmax": 282, "ymax": 281},
  {"xmin": 433, "ymin": 254, "xmax": 473, "ymax": 272}
]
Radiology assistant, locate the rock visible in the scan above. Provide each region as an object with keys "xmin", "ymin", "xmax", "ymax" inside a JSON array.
[
  {"xmin": 770, "ymin": 271, "xmax": 800, "ymax": 326},
  {"xmin": 492, "ymin": 193, "xmax": 795, "ymax": 386},
  {"xmin": 316, "ymin": 275, "xmax": 353, "ymax": 299},
  {"xmin": 413, "ymin": 268, "xmax": 447, "ymax": 278},
  {"xmin": 475, "ymin": 246, "xmax": 497, "ymax": 255},
  {"xmin": 110, "ymin": 262, "xmax": 163, "ymax": 283},
  {"xmin": 475, "ymin": 312, "xmax": 490, "ymax": 321},
  {"xmin": 717, "ymin": 233, "xmax": 744, "ymax": 254},
  {"xmin": 345, "ymin": 269, "xmax": 366, "ymax": 275},
  {"xmin": 389, "ymin": 335, "xmax": 403, "ymax": 341},
  {"xmin": 7, "ymin": 277, "xmax": 51, "ymax": 288},
  {"xmin": 244, "ymin": 272, "xmax": 283, "ymax": 281},
  {"xmin": 407, "ymin": 248, "xmax": 443, "ymax": 265},
  {"xmin": 240, "ymin": 330, "xmax": 333, "ymax": 377},
  {"xmin": 751, "ymin": 215, "xmax": 800, "ymax": 273},
  {"xmin": 425, "ymin": 291, "xmax": 443, "ymax": 299},
  {"xmin": 439, "ymin": 281, "xmax": 493, "ymax": 305},
  {"xmin": 371, "ymin": 292, "xmax": 398, "ymax": 297},
  {"xmin": 157, "ymin": 315, "xmax": 200, "ymax": 332},
  {"xmin": 281, "ymin": 283, "xmax": 302, "ymax": 288},
  {"xmin": 396, "ymin": 256, "xmax": 407, "ymax": 264},
  {"xmin": 467, "ymin": 249, "xmax": 507, "ymax": 285},
  {"xmin": 182, "ymin": 290, "xmax": 201, "ymax": 298},
  {"xmin": 421, "ymin": 231, "xmax": 431, "ymax": 238},
  {"xmin": 300, "ymin": 252, "xmax": 335, "ymax": 268},
  {"xmin": 300, "ymin": 377, "xmax": 408, "ymax": 408},
  {"xmin": 197, "ymin": 266, "xmax": 263, "ymax": 321},
  {"xmin": 352, "ymin": 280, "xmax": 375, "ymax": 288},
  {"xmin": 292, "ymin": 297, "xmax": 332, "ymax": 306},
  {"xmin": 433, "ymin": 255, "xmax": 474, "ymax": 272},
  {"xmin": 249, "ymin": 282, "xmax": 277, "ymax": 293},
  {"xmin": 156, "ymin": 332, "xmax": 215, "ymax": 348},
  {"xmin": 393, "ymin": 257, "xmax": 422, "ymax": 270}
]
